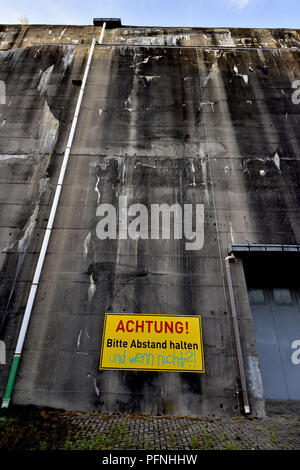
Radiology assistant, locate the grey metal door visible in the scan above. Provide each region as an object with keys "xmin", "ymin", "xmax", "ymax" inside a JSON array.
[{"xmin": 249, "ymin": 288, "xmax": 300, "ymax": 400}]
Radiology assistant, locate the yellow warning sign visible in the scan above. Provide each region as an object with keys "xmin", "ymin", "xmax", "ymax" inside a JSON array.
[{"xmin": 99, "ymin": 313, "xmax": 205, "ymax": 373}]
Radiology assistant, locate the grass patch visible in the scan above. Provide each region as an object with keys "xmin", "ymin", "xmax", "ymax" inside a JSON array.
[
  {"xmin": 202, "ymin": 431, "xmax": 214, "ymax": 450},
  {"xmin": 218, "ymin": 433, "xmax": 242, "ymax": 450},
  {"xmin": 62, "ymin": 418, "xmax": 130, "ymax": 450},
  {"xmin": 0, "ymin": 406, "xmax": 62, "ymax": 450},
  {"xmin": 266, "ymin": 418, "xmax": 280, "ymax": 445}
]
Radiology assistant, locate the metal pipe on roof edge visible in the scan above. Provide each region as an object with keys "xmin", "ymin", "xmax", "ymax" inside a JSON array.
[
  {"xmin": 98, "ymin": 22, "xmax": 106, "ymax": 44},
  {"xmin": 1, "ymin": 22, "xmax": 107, "ymax": 410},
  {"xmin": 225, "ymin": 254, "xmax": 251, "ymax": 415}
]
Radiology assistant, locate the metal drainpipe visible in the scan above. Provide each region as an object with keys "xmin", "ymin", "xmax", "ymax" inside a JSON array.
[
  {"xmin": 225, "ymin": 254, "xmax": 251, "ymax": 415},
  {"xmin": 1, "ymin": 23, "xmax": 106, "ymax": 409},
  {"xmin": 98, "ymin": 22, "xmax": 106, "ymax": 44}
]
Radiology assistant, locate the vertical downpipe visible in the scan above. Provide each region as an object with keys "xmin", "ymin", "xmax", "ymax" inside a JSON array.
[
  {"xmin": 1, "ymin": 23, "xmax": 107, "ymax": 409},
  {"xmin": 98, "ymin": 22, "xmax": 106, "ymax": 44},
  {"xmin": 225, "ymin": 254, "xmax": 250, "ymax": 415}
]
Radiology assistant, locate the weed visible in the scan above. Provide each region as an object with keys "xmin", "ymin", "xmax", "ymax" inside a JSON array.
[
  {"xmin": 218, "ymin": 433, "xmax": 242, "ymax": 450},
  {"xmin": 169, "ymin": 432, "xmax": 176, "ymax": 449},
  {"xmin": 136, "ymin": 439, "xmax": 143, "ymax": 450},
  {"xmin": 202, "ymin": 431, "xmax": 214, "ymax": 450},
  {"xmin": 62, "ymin": 419, "xmax": 130, "ymax": 450},
  {"xmin": 39, "ymin": 440, "xmax": 47, "ymax": 450},
  {"xmin": 224, "ymin": 440, "xmax": 242, "ymax": 450},
  {"xmin": 219, "ymin": 433, "xmax": 227, "ymax": 446},
  {"xmin": 267, "ymin": 428, "xmax": 278, "ymax": 444},
  {"xmin": 191, "ymin": 433, "xmax": 199, "ymax": 449},
  {"xmin": 144, "ymin": 434, "xmax": 151, "ymax": 450}
]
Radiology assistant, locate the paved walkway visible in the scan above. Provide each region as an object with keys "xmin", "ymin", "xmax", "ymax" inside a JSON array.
[{"xmin": 1, "ymin": 407, "xmax": 300, "ymax": 450}]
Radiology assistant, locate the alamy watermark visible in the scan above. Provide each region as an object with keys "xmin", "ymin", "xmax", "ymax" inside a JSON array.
[
  {"xmin": 96, "ymin": 197, "xmax": 205, "ymax": 251},
  {"xmin": 292, "ymin": 80, "xmax": 300, "ymax": 105}
]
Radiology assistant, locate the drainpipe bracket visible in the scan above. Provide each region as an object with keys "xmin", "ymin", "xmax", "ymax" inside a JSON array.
[{"xmin": 1, "ymin": 398, "xmax": 10, "ymax": 409}]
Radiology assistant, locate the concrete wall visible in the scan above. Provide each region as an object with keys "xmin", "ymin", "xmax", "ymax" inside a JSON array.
[{"xmin": 0, "ymin": 23, "xmax": 299, "ymax": 416}]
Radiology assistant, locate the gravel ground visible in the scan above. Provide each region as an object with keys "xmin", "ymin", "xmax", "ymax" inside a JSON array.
[{"xmin": 0, "ymin": 406, "xmax": 299, "ymax": 450}]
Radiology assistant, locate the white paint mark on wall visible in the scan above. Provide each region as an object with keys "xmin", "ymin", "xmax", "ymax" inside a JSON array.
[
  {"xmin": 95, "ymin": 175, "xmax": 101, "ymax": 205},
  {"xmin": 229, "ymin": 222, "xmax": 235, "ymax": 244},
  {"xmin": 38, "ymin": 101, "xmax": 59, "ymax": 155},
  {"xmin": 0, "ymin": 80, "xmax": 5, "ymax": 104},
  {"xmin": 203, "ymin": 61, "xmax": 219, "ymax": 87},
  {"xmin": 59, "ymin": 28, "xmax": 67, "ymax": 40},
  {"xmin": 77, "ymin": 330, "xmax": 82, "ymax": 348},
  {"xmin": 135, "ymin": 161, "xmax": 156, "ymax": 169},
  {"xmin": 93, "ymin": 377, "xmax": 100, "ymax": 396},
  {"xmin": 166, "ymin": 34, "xmax": 191, "ymax": 45},
  {"xmin": 131, "ymin": 54, "xmax": 162, "ymax": 72},
  {"xmin": 4, "ymin": 170, "xmax": 49, "ymax": 308},
  {"xmin": 37, "ymin": 64, "xmax": 54, "ymax": 95},
  {"xmin": 39, "ymin": 176, "xmax": 49, "ymax": 196},
  {"xmin": 122, "ymin": 161, "xmax": 126, "ymax": 186},
  {"xmin": 257, "ymin": 49, "xmax": 265, "ymax": 62},
  {"xmin": 124, "ymin": 91, "xmax": 133, "ymax": 108},
  {"xmin": 0, "ymin": 31, "xmax": 17, "ymax": 38},
  {"xmin": 34, "ymin": 47, "xmax": 42, "ymax": 59},
  {"xmin": 0, "ymin": 340, "xmax": 5, "ymax": 364},
  {"xmin": 273, "ymin": 152, "xmax": 280, "ymax": 171},
  {"xmin": 18, "ymin": 206, "xmax": 39, "ymax": 254},
  {"xmin": 190, "ymin": 160, "xmax": 196, "ymax": 187},
  {"xmin": 0, "ymin": 154, "xmax": 28, "ymax": 161},
  {"xmin": 200, "ymin": 101, "xmax": 215, "ymax": 112},
  {"xmin": 199, "ymin": 147, "xmax": 210, "ymax": 205},
  {"xmin": 247, "ymin": 356, "xmax": 264, "ymax": 398},
  {"xmin": 215, "ymin": 30, "xmax": 234, "ymax": 47},
  {"xmin": 233, "ymin": 66, "xmax": 248, "ymax": 84},
  {"xmin": 133, "ymin": 56, "xmax": 151, "ymax": 67},
  {"xmin": 88, "ymin": 274, "xmax": 96, "ymax": 302},
  {"xmin": 2, "ymin": 239, "xmax": 19, "ymax": 253},
  {"xmin": 141, "ymin": 75, "xmax": 161, "ymax": 83},
  {"xmin": 84, "ymin": 231, "xmax": 91, "ymax": 257},
  {"xmin": 62, "ymin": 46, "xmax": 76, "ymax": 72}
]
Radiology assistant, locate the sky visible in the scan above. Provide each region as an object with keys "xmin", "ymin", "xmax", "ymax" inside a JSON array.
[{"xmin": 1, "ymin": 0, "xmax": 300, "ymax": 29}]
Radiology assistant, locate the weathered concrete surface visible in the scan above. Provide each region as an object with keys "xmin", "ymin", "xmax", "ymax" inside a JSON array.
[
  {"xmin": 1, "ymin": 24, "xmax": 300, "ymax": 50},
  {"xmin": 0, "ymin": 25, "xmax": 100, "ymax": 50},
  {"xmin": 0, "ymin": 24, "xmax": 300, "ymax": 416}
]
